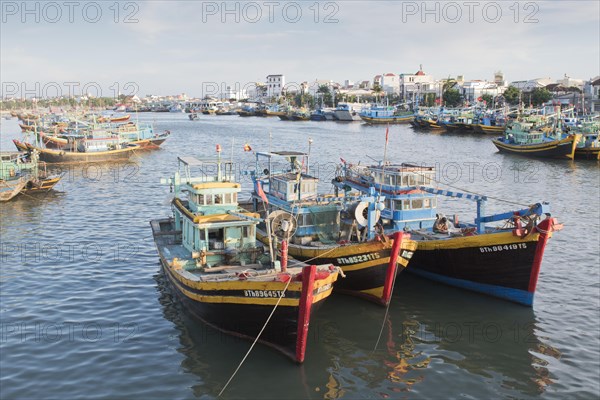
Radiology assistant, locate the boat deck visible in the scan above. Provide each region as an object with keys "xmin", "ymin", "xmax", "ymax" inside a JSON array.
[{"xmin": 151, "ymin": 218, "xmax": 309, "ymax": 282}]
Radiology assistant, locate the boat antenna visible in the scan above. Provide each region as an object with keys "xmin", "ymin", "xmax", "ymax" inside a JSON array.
[
  {"xmin": 269, "ymin": 131, "xmax": 272, "ymax": 153},
  {"xmin": 307, "ymin": 137, "xmax": 313, "ymax": 174},
  {"xmin": 379, "ymin": 124, "xmax": 390, "ymax": 197}
]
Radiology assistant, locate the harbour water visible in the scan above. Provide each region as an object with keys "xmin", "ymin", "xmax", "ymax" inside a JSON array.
[{"xmin": 1, "ymin": 113, "xmax": 598, "ymax": 399}]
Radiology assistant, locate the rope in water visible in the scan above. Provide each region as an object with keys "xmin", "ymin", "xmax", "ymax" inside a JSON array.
[
  {"xmin": 373, "ymin": 265, "xmax": 399, "ymax": 353},
  {"xmin": 218, "ymin": 275, "xmax": 292, "ymax": 398}
]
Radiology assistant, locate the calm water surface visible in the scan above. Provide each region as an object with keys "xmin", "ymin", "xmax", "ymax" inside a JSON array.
[{"xmin": 0, "ymin": 113, "xmax": 598, "ymax": 399}]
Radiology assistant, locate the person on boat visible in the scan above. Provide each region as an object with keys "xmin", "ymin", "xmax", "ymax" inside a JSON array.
[{"xmin": 433, "ymin": 213, "xmax": 451, "ymax": 233}]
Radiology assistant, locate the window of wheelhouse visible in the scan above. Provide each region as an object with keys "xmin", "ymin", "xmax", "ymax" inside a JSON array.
[
  {"xmin": 207, "ymin": 228, "xmax": 224, "ymax": 249},
  {"xmin": 242, "ymin": 225, "xmax": 255, "ymax": 239},
  {"xmin": 411, "ymin": 199, "xmax": 423, "ymax": 209}
]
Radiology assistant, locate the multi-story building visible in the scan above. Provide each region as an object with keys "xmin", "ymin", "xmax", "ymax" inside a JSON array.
[
  {"xmin": 266, "ymin": 74, "xmax": 285, "ymax": 98},
  {"xmin": 399, "ymin": 66, "xmax": 437, "ymax": 102}
]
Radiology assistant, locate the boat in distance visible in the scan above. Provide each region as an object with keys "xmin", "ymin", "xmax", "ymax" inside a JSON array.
[{"xmin": 492, "ymin": 120, "xmax": 579, "ymax": 159}]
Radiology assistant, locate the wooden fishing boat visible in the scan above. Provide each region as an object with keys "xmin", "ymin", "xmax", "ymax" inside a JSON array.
[
  {"xmin": 572, "ymin": 120, "xmax": 600, "ymax": 160},
  {"xmin": 97, "ymin": 114, "xmax": 130, "ymax": 123},
  {"xmin": 19, "ymin": 123, "xmax": 36, "ymax": 132},
  {"xmin": 110, "ymin": 122, "xmax": 170, "ymax": 149},
  {"xmin": 13, "ymin": 139, "xmax": 140, "ymax": 164},
  {"xmin": 332, "ymin": 161, "xmax": 562, "ymax": 306},
  {"xmin": 150, "ymin": 153, "xmax": 339, "ymax": 363},
  {"xmin": 0, "ymin": 151, "xmax": 62, "ymax": 200},
  {"xmin": 243, "ymin": 150, "xmax": 416, "ymax": 306},
  {"xmin": 492, "ymin": 121, "xmax": 579, "ymax": 159},
  {"xmin": 360, "ymin": 106, "xmax": 413, "ymax": 124}
]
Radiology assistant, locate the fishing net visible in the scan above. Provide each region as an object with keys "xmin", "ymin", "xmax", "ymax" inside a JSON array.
[{"xmin": 307, "ymin": 204, "xmax": 340, "ymax": 244}]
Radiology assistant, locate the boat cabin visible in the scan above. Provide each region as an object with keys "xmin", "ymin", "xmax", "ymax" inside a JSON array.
[
  {"xmin": 250, "ymin": 151, "xmax": 343, "ymax": 245},
  {"xmin": 0, "ymin": 152, "xmax": 38, "ymax": 181},
  {"xmin": 339, "ymin": 163, "xmax": 438, "ymax": 231},
  {"xmin": 505, "ymin": 122, "xmax": 546, "ymax": 144},
  {"xmin": 168, "ymin": 156, "xmax": 261, "ymax": 268}
]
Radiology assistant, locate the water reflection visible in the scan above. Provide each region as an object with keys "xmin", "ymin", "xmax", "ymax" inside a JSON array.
[
  {"xmin": 154, "ymin": 268, "xmax": 336, "ymax": 399},
  {"xmin": 312, "ymin": 275, "xmax": 562, "ymax": 399}
]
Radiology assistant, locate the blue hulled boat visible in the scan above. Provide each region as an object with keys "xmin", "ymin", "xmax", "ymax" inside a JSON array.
[{"xmin": 332, "ymin": 161, "xmax": 562, "ymax": 306}]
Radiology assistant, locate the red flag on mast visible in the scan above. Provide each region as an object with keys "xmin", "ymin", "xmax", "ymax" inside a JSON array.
[
  {"xmin": 255, "ymin": 180, "xmax": 269, "ymax": 204},
  {"xmin": 385, "ymin": 125, "xmax": 389, "ymax": 144}
]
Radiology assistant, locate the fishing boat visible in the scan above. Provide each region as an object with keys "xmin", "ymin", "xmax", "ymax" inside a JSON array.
[
  {"xmin": 310, "ymin": 108, "xmax": 335, "ymax": 121},
  {"xmin": 237, "ymin": 106, "xmax": 256, "ymax": 117},
  {"xmin": 97, "ymin": 114, "xmax": 131, "ymax": 123},
  {"xmin": 150, "ymin": 152, "xmax": 339, "ymax": 363},
  {"xmin": 472, "ymin": 111, "xmax": 507, "ymax": 134},
  {"xmin": 333, "ymin": 103, "xmax": 362, "ymax": 121},
  {"xmin": 332, "ymin": 160, "xmax": 562, "ymax": 306},
  {"xmin": 110, "ymin": 122, "xmax": 170, "ymax": 149},
  {"xmin": 13, "ymin": 138, "xmax": 140, "ymax": 164},
  {"xmin": 492, "ymin": 120, "xmax": 579, "ymax": 159},
  {"xmin": 25, "ymin": 117, "xmax": 168, "ymax": 154},
  {"xmin": 0, "ymin": 151, "xmax": 62, "ymax": 201},
  {"xmin": 243, "ymin": 150, "xmax": 416, "ymax": 306},
  {"xmin": 360, "ymin": 106, "xmax": 413, "ymax": 124},
  {"xmin": 571, "ymin": 119, "xmax": 600, "ymax": 160}
]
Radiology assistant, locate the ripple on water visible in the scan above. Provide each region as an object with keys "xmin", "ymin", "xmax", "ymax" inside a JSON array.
[{"xmin": 1, "ymin": 115, "xmax": 599, "ymax": 399}]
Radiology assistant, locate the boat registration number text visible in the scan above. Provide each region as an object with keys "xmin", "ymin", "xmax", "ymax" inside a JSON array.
[
  {"xmin": 480, "ymin": 243, "xmax": 527, "ymax": 253},
  {"xmin": 315, "ymin": 283, "xmax": 333, "ymax": 294},
  {"xmin": 336, "ymin": 252, "xmax": 381, "ymax": 265},
  {"xmin": 244, "ymin": 290, "xmax": 285, "ymax": 298}
]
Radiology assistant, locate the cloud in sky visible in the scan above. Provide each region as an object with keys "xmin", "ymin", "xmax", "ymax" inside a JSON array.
[{"xmin": 1, "ymin": 0, "xmax": 598, "ymax": 98}]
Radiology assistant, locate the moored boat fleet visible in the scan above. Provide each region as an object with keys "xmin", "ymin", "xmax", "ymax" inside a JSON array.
[
  {"xmin": 148, "ymin": 141, "xmax": 562, "ymax": 363},
  {"xmin": 188, "ymin": 101, "xmax": 599, "ymax": 160},
  {"xmin": 0, "ymin": 109, "xmax": 581, "ymax": 363},
  {"xmin": 12, "ymin": 111, "xmax": 170, "ymax": 164}
]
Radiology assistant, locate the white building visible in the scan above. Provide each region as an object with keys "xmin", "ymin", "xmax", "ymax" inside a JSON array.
[
  {"xmin": 220, "ymin": 86, "xmax": 247, "ymax": 101},
  {"xmin": 461, "ymin": 80, "xmax": 506, "ymax": 102},
  {"xmin": 400, "ymin": 66, "xmax": 437, "ymax": 101},
  {"xmin": 266, "ymin": 74, "xmax": 285, "ymax": 98},
  {"xmin": 556, "ymin": 74, "xmax": 585, "ymax": 89},
  {"xmin": 510, "ymin": 77, "xmax": 554, "ymax": 92},
  {"xmin": 373, "ymin": 73, "xmax": 400, "ymax": 95}
]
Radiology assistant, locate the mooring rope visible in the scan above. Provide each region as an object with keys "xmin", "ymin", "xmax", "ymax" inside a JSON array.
[
  {"xmin": 372, "ymin": 265, "xmax": 399, "ymax": 353},
  {"xmin": 218, "ymin": 274, "xmax": 292, "ymax": 397}
]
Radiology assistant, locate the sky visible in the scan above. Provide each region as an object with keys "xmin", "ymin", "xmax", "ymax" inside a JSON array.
[{"xmin": 1, "ymin": 0, "xmax": 599, "ymax": 99}]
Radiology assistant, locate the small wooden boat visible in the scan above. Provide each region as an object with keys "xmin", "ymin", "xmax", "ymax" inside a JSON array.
[
  {"xmin": 360, "ymin": 106, "xmax": 413, "ymax": 124},
  {"xmin": 572, "ymin": 120, "xmax": 600, "ymax": 160},
  {"xmin": 13, "ymin": 139, "xmax": 140, "ymax": 164},
  {"xmin": 0, "ymin": 151, "xmax": 62, "ymax": 200},
  {"xmin": 150, "ymin": 154, "xmax": 339, "ymax": 363},
  {"xmin": 97, "ymin": 114, "xmax": 130, "ymax": 123}
]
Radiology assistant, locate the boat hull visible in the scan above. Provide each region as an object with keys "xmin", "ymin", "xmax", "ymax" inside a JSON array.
[
  {"xmin": 151, "ymin": 219, "xmax": 337, "ymax": 362},
  {"xmin": 14, "ymin": 140, "xmax": 138, "ymax": 164},
  {"xmin": 22, "ymin": 176, "xmax": 62, "ymax": 193},
  {"xmin": 574, "ymin": 147, "xmax": 600, "ymax": 160},
  {"xmin": 360, "ymin": 115, "xmax": 413, "ymax": 124},
  {"xmin": 257, "ymin": 230, "xmax": 414, "ymax": 306},
  {"xmin": 408, "ymin": 221, "xmax": 557, "ymax": 306},
  {"xmin": 0, "ymin": 177, "xmax": 28, "ymax": 201},
  {"xmin": 492, "ymin": 136, "xmax": 578, "ymax": 159},
  {"xmin": 476, "ymin": 124, "xmax": 505, "ymax": 134}
]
